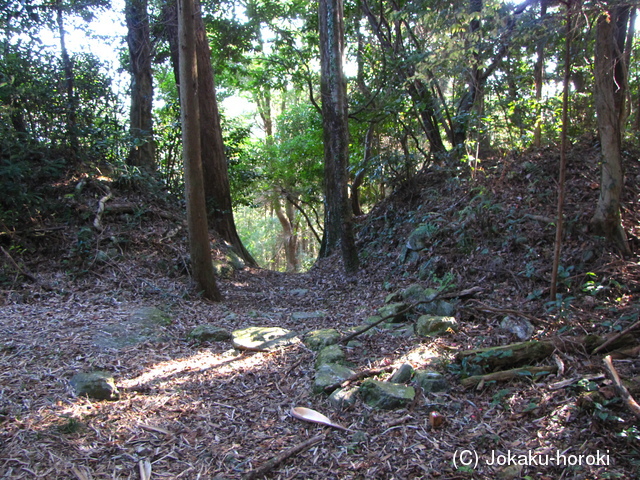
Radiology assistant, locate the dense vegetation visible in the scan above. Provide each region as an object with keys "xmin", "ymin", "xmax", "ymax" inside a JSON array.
[{"xmin": 1, "ymin": 0, "xmax": 637, "ymax": 269}]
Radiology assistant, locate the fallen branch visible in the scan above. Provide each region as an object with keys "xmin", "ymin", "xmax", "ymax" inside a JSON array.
[
  {"xmin": 467, "ymin": 299, "xmax": 548, "ymax": 325},
  {"xmin": 461, "ymin": 365, "xmax": 558, "ymax": 389},
  {"xmin": 323, "ymin": 366, "xmax": 394, "ymax": 394},
  {"xmin": 1, "ymin": 246, "xmax": 38, "ymax": 283},
  {"xmin": 603, "ymin": 355, "xmax": 640, "ymax": 419},
  {"xmin": 243, "ymin": 434, "xmax": 325, "ymax": 480},
  {"xmin": 592, "ymin": 319, "xmax": 640, "ymax": 355}
]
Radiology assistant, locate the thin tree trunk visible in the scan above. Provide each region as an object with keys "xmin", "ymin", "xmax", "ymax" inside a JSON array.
[
  {"xmin": 319, "ymin": 0, "xmax": 359, "ymax": 274},
  {"xmin": 177, "ymin": 0, "xmax": 221, "ymax": 301},
  {"xmin": 550, "ymin": 2, "xmax": 573, "ymax": 301},
  {"xmin": 126, "ymin": 0, "xmax": 156, "ymax": 171},
  {"xmin": 591, "ymin": 5, "xmax": 632, "ymax": 257}
]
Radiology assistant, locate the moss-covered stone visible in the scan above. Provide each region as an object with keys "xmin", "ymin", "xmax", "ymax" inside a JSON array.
[
  {"xmin": 315, "ymin": 344, "xmax": 346, "ymax": 368},
  {"xmin": 231, "ymin": 326, "xmax": 299, "ymax": 351},
  {"xmin": 414, "ymin": 371, "xmax": 449, "ymax": 393},
  {"xmin": 70, "ymin": 371, "xmax": 120, "ymax": 401},
  {"xmin": 328, "ymin": 386, "xmax": 359, "ymax": 408},
  {"xmin": 304, "ymin": 328, "xmax": 341, "ymax": 350},
  {"xmin": 388, "ymin": 363, "xmax": 414, "ymax": 384},
  {"xmin": 415, "ymin": 315, "xmax": 458, "ymax": 337},
  {"xmin": 360, "ymin": 380, "xmax": 415, "ymax": 409},
  {"xmin": 188, "ymin": 324, "xmax": 231, "ymax": 342},
  {"xmin": 314, "ymin": 364, "xmax": 355, "ymax": 394}
]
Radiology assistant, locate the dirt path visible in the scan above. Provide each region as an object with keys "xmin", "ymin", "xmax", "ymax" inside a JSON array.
[{"xmin": 1, "ymin": 259, "xmax": 636, "ymax": 479}]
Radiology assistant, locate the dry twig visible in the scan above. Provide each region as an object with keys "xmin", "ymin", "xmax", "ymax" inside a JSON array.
[{"xmin": 603, "ymin": 355, "xmax": 640, "ymax": 419}]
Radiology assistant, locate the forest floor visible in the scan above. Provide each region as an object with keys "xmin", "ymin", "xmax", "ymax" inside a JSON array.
[{"xmin": 1, "ymin": 139, "xmax": 640, "ymax": 479}]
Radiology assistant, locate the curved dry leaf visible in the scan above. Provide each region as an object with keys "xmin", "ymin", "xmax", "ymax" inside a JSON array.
[
  {"xmin": 138, "ymin": 459, "xmax": 152, "ymax": 480},
  {"xmin": 290, "ymin": 407, "xmax": 350, "ymax": 431}
]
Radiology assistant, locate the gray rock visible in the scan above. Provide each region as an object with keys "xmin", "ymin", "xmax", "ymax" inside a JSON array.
[
  {"xmin": 328, "ymin": 386, "xmax": 359, "ymax": 408},
  {"xmin": 500, "ymin": 316, "xmax": 534, "ymax": 340},
  {"xmin": 188, "ymin": 324, "xmax": 231, "ymax": 342},
  {"xmin": 70, "ymin": 371, "xmax": 120, "ymax": 401},
  {"xmin": 304, "ymin": 328, "xmax": 341, "ymax": 350},
  {"xmin": 415, "ymin": 315, "xmax": 458, "ymax": 337},
  {"xmin": 314, "ymin": 364, "xmax": 355, "ymax": 394},
  {"xmin": 290, "ymin": 288, "xmax": 309, "ymax": 297},
  {"xmin": 226, "ymin": 249, "xmax": 245, "ymax": 270},
  {"xmin": 231, "ymin": 326, "xmax": 299, "ymax": 351},
  {"xmin": 388, "ymin": 363, "xmax": 414, "ymax": 384},
  {"xmin": 315, "ymin": 344, "xmax": 346, "ymax": 368},
  {"xmin": 359, "ymin": 380, "xmax": 415, "ymax": 409},
  {"xmin": 414, "ymin": 371, "xmax": 449, "ymax": 393}
]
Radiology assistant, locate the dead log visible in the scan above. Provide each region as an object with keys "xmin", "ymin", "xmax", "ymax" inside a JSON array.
[
  {"xmin": 457, "ymin": 334, "xmax": 637, "ymax": 372},
  {"xmin": 461, "ymin": 365, "xmax": 558, "ymax": 388}
]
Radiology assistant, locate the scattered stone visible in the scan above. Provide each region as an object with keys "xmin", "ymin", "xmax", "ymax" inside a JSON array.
[
  {"xmin": 388, "ymin": 363, "xmax": 414, "ymax": 384},
  {"xmin": 328, "ymin": 386, "xmax": 359, "ymax": 408},
  {"xmin": 414, "ymin": 371, "xmax": 449, "ymax": 393},
  {"xmin": 304, "ymin": 328, "xmax": 341, "ymax": 351},
  {"xmin": 289, "ymin": 288, "xmax": 309, "ymax": 297},
  {"xmin": 415, "ymin": 315, "xmax": 458, "ymax": 337},
  {"xmin": 213, "ymin": 261, "xmax": 234, "ymax": 279},
  {"xmin": 359, "ymin": 379, "xmax": 415, "ymax": 409},
  {"xmin": 315, "ymin": 344, "xmax": 346, "ymax": 368},
  {"xmin": 188, "ymin": 324, "xmax": 231, "ymax": 342},
  {"xmin": 231, "ymin": 326, "xmax": 299, "ymax": 351},
  {"xmin": 314, "ymin": 364, "xmax": 355, "ymax": 394},
  {"xmin": 401, "ymin": 284, "xmax": 429, "ymax": 303},
  {"xmin": 406, "ymin": 225, "xmax": 435, "ymax": 251},
  {"xmin": 291, "ymin": 311, "xmax": 326, "ymax": 322},
  {"xmin": 93, "ymin": 306, "xmax": 172, "ymax": 349},
  {"xmin": 70, "ymin": 371, "xmax": 120, "ymax": 401},
  {"xmin": 376, "ymin": 302, "xmax": 409, "ymax": 323},
  {"xmin": 500, "ymin": 316, "xmax": 534, "ymax": 340}
]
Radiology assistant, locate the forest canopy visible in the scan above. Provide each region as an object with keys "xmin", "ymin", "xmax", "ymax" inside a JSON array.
[{"xmin": 1, "ymin": 0, "xmax": 638, "ymax": 270}]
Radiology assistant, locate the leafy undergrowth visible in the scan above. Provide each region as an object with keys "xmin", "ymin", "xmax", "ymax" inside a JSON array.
[{"xmin": 1, "ymin": 140, "xmax": 639, "ymax": 479}]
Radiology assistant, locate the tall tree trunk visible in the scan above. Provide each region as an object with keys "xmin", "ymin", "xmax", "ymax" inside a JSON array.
[
  {"xmin": 591, "ymin": 5, "xmax": 632, "ymax": 256},
  {"xmin": 126, "ymin": 0, "xmax": 156, "ymax": 171},
  {"xmin": 177, "ymin": 0, "xmax": 221, "ymax": 301},
  {"xmin": 193, "ymin": 0, "xmax": 257, "ymax": 267},
  {"xmin": 161, "ymin": 0, "xmax": 257, "ymax": 267},
  {"xmin": 318, "ymin": 0, "xmax": 359, "ymax": 274},
  {"xmin": 55, "ymin": 0, "xmax": 78, "ymax": 161}
]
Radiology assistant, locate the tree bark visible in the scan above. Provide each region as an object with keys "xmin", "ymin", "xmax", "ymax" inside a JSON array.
[
  {"xmin": 126, "ymin": 0, "xmax": 156, "ymax": 171},
  {"xmin": 591, "ymin": 5, "xmax": 632, "ymax": 256},
  {"xmin": 177, "ymin": 0, "xmax": 221, "ymax": 301},
  {"xmin": 318, "ymin": 0, "xmax": 359, "ymax": 274},
  {"xmin": 160, "ymin": 0, "xmax": 257, "ymax": 267},
  {"xmin": 193, "ymin": 1, "xmax": 258, "ymax": 267}
]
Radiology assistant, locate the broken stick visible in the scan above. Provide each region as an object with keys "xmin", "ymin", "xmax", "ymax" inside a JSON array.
[{"xmin": 603, "ymin": 355, "xmax": 640, "ymax": 419}]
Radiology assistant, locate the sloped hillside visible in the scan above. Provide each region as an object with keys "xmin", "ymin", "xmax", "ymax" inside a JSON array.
[{"xmin": 1, "ymin": 140, "xmax": 639, "ymax": 479}]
